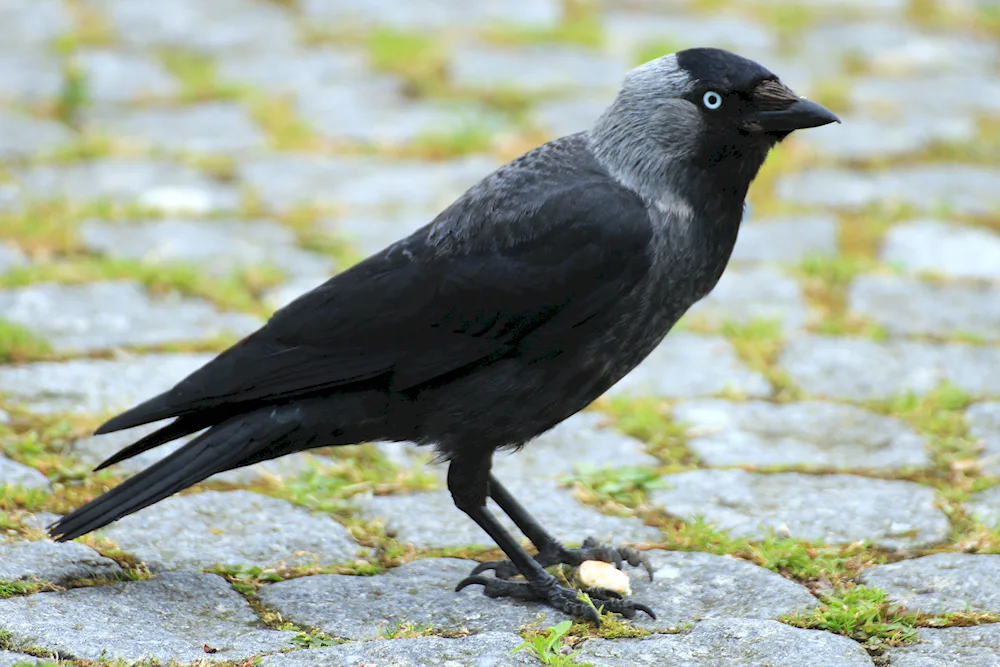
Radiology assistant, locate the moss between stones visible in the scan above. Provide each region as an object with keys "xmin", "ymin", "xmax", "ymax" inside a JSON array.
[
  {"xmin": 158, "ymin": 50, "xmax": 243, "ymax": 104},
  {"xmin": 481, "ymin": 17, "xmax": 604, "ymax": 50},
  {"xmin": 0, "ymin": 319, "xmax": 53, "ymax": 364},
  {"xmin": 0, "ymin": 255, "xmax": 284, "ymax": 316}
]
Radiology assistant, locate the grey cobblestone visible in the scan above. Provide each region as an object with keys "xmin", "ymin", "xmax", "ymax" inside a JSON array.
[
  {"xmin": 0, "ymin": 243, "xmax": 26, "ymax": 274},
  {"xmin": 14, "ymin": 160, "xmax": 240, "ymax": 213},
  {"xmin": 83, "ymin": 102, "xmax": 269, "ymax": 155},
  {"xmin": 799, "ymin": 114, "xmax": 976, "ymax": 161},
  {"xmin": 780, "ymin": 335, "xmax": 1000, "ymax": 400},
  {"xmin": 0, "ymin": 281, "xmax": 260, "ymax": 354},
  {"xmin": 216, "ymin": 47, "xmax": 373, "ymax": 95},
  {"xmin": 673, "ymin": 399, "xmax": 929, "ymax": 469},
  {"xmin": 967, "ymin": 403, "xmax": 1000, "ymax": 475},
  {"xmin": 531, "ymin": 93, "xmax": 610, "ymax": 139},
  {"xmin": 80, "ymin": 218, "xmax": 333, "ymax": 279},
  {"xmin": 300, "ymin": 0, "xmax": 563, "ymax": 30},
  {"xmin": 257, "ymin": 558, "xmax": 559, "ymax": 639},
  {"xmin": 0, "ymin": 110, "xmax": 73, "ymax": 159},
  {"xmin": 100, "ymin": 490, "xmax": 368, "ymax": 572},
  {"xmin": 240, "ymin": 155, "xmax": 498, "ymax": 213},
  {"xmin": 964, "ymin": 485, "xmax": 1000, "ymax": 528},
  {"xmin": 609, "ymin": 334, "xmax": 772, "ymax": 398},
  {"xmin": 850, "ymin": 74, "xmax": 1000, "ymax": 116},
  {"xmin": 0, "ymin": 653, "xmax": 47, "ymax": 667},
  {"xmin": 729, "ymin": 215, "xmax": 839, "ymax": 266},
  {"xmin": 604, "ymin": 12, "xmax": 777, "ymax": 63},
  {"xmin": 76, "ymin": 49, "xmax": 181, "ymax": 104},
  {"xmin": 650, "ymin": 470, "xmax": 950, "ymax": 550},
  {"xmin": 576, "ymin": 618, "xmax": 875, "ymax": 666},
  {"xmin": 629, "ymin": 550, "xmax": 818, "ymax": 631},
  {"xmin": 0, "ymin": 0, "xmax": 71, "ymax": 51},
  {"xmin": 890, "ymin": 625, "xmax": 1000, "ymax": 667},
  {"xmin": 881, "ymin": 220, "xmax": 1000, "ymax": 281},
  {"xmin": 258, "ymin": 632, "xmax": 535, "ymax": 667},
  {"xmin": 0, "ymin": 540, "xmax": 122, "ymax": 585},
  {"xmin": 450, "ymin": 46, "xmax": 624, "ymax": 93},
  {"xmin": 0, "ymin": 571, "xmax": 296, "ymax": 662},
  {"xmin": 0, "ymin": 353, "xmax": 212, "ymax": 414},
  {"xmin": 86, "ymin": 0, "xmax": 298, "ymax": 52},
  {"xmin": 493, "ymin": 411, "xmax": 659, "ymax": 482},
  {"xmin": 0, "ymin": 54, "xmax": 63, "ymax": 102},
  {"xmin": 860, "ymin": 554, "xmax": 1000, "ymax": 615},
  {"xmin": 321, "ymin": 209, "xmax": 434, "ymax": 257},
  {"xmin": 776, "ymin": 167, "xmax": 1000, "ymax": 215},
  {"xmin": 684, "ymin": 265, "xmax": 810, "ymax": 332},
  {"xmin": 849, "ymin": 274, "xmax": 1000, "ymax": 340},
  {"xmin": 802, "ymin": 22, "xmax": 999, "ymax": 75},
  {"xmin": 0, "ymin": 456, "xmax": 50, "ymax": 491}
]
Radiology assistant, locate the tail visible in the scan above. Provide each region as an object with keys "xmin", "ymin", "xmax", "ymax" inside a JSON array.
[
  {"xmin": 93, "ymin": 414, "xmax": 215, "ymax": 472},
  {"xmin": 49, "ymin": 417, "xmax": 270, "ymax": 542}
]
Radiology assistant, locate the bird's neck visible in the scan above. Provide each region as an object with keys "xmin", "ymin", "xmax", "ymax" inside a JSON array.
[{"xmin": 587, "ymin": 131, "xmax": 762, "ymax": 232}]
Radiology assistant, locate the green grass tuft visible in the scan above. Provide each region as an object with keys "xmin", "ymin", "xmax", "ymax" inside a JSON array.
[
  {"xmin": 0, "ymin": 580, "xmax": 53, "ymax": 598},
  {"xmin": 596, "ymin": 397, "xmax": 696, "ymax": 469},
  {"xmin": 159, "ymin": 50, "xmax": 243, "ymax": 102},
  {"xmin": 409, "ymin": 120, "xmax": 497, "ymax": 159},
  {"xmin": 367, "ymin": 29, "xmax": 447, "ymax": 97},
  {"xmin": 569, "ymin": 465, "xmax": 665, "ymax": 509},
  {"xmin": 0, "ymin": 320, "xmax": 52, "ymax": 363},
  {"xmin": 482, "ymin": 17, "xmax": 604, "ymax": 49},
  {"xmin": 720, "ymin": 318, "xmax": 799, "ymax": 400},
  {"xmin": 54, "ymin": 61, "xmax": 88, "ymax": 128},
  {"xmin": 633, "ymin": 40, "xmax": 684, "ymax": 67},
  {"xmin": 247, "ymin": 94, "xmax": 323, "ymax": 152},
  {"xmin": 516, "ymin": 620, "xmax": 589, "ymax": 666},
  {"xmin": 783, "ymin": 584, "xmax": 919, "ymax": 647},
  {"xmin": 260, "ymin": 445, "xmax": 438, "ymax": 516}
]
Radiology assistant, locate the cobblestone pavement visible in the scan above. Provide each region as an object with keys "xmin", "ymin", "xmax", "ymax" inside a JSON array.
[{"xmin": 1, "ymin": 1, "xmax": 999, "ymax": 665}]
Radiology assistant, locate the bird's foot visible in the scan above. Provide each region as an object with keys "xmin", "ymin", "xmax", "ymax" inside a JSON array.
[
  {"xmin": 456, "ymin": 574, "xmax": 655, "ymax": 624},
  {"xmin": 470, "ymin": 536, "xmax": 653, "ymax": 581}
]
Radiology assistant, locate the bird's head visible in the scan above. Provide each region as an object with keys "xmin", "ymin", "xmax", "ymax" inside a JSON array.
[{"xmin": 590, "ymin": 47, "xmax": 839, "ymax": 215}]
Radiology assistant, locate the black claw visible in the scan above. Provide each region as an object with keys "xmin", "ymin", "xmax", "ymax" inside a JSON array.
[
  {"xmin": 618, "ymin": 546, "xmax": 655, "ymax": 580},
  {"xmin": 463, "ymin": 537, "xmax": 653, "ymax": 585},
  {"xmin": 455, "ymin": 575, "xmax": 493, "ymax": 592},
  {"xmin": 633, "ymin": 602, "xmax": 657, "ymax": 619},
  {"xmin": 580, "ymin": 586, "xmax": 624, "ymax": 600},
  {"xmin": 457, "ymin": 573, "xmax": 655, "ymax": 624},
  {"xmin": 470, "ymin": 559, "xmax": 521, "ymax": 580},
  {"xmin": 590, "ymin": 595, "xmax": 657, "ymax": 620}
]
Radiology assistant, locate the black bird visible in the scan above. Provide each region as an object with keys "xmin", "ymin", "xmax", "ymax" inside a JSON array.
[{"xmin": 50, "ymin": 48, "xmax": 838, "ymax": 623}]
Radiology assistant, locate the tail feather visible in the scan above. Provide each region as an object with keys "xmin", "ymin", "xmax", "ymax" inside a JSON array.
[
  {"xmin": 49, "ymin": 419, "xmax": 256, "ymax": 542},
  {"xmin": 94, "ymin": 392, "xmax": 184, "ymax": 435},
  {"xmin": 93, "ymin": 414, "xmax": 214, "ymax": 472}
]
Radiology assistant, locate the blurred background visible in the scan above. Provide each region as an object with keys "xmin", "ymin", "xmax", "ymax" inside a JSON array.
[{"xmin": 0, "ymin": 0, "xmax": 998, "ymax": 341}]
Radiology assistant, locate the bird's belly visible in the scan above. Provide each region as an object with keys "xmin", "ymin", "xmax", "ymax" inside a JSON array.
[{"xmin": 411, "ymin": 297, "xmax": 683, "ymax": 457}]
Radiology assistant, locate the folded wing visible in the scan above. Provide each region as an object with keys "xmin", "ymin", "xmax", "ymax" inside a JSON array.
[{"xmin": 97, "ymin": 180, "xmax": 653, "ymax": 435}]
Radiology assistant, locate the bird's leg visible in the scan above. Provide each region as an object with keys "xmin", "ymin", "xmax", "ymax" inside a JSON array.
[
  {"xmin": 448, "ymin": 455, "xmax": 654, "ymax": 624},
  {"xmin": 468, "ymin": 474, "xmax": 654, "ymax": 581}
]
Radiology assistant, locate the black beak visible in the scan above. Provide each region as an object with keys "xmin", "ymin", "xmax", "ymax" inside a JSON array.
[
  {"xmin": 741, "ymin": 80, "xmax": 840, "ymax": 134},
  {"xmin": 743, "ymin": 98, "xmax": 840, "ymax": 134}
]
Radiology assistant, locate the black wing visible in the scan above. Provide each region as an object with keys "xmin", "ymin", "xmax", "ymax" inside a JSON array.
[{"xmin": 97, "ymin": 179, "xmax": 653, "ymax": 434}]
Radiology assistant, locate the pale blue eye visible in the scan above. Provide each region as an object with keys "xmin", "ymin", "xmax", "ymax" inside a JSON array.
[{"xmin": 703, "ymin": 91, "xmax": 723, "ymax": 109}]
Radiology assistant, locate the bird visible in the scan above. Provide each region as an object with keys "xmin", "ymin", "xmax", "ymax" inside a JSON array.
[{"xmin": 49, "ymin": 47, "xmax": 838, "ymax": 623}]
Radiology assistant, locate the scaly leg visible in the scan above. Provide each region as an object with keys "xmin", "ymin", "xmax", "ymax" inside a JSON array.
[
  {"xmin": 447, "ymin": 455, "xmax": 654, "ymax": 624},
  {"xmin": 469, "ymin": 474, "xmax": 653, "ymax": 581}
]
